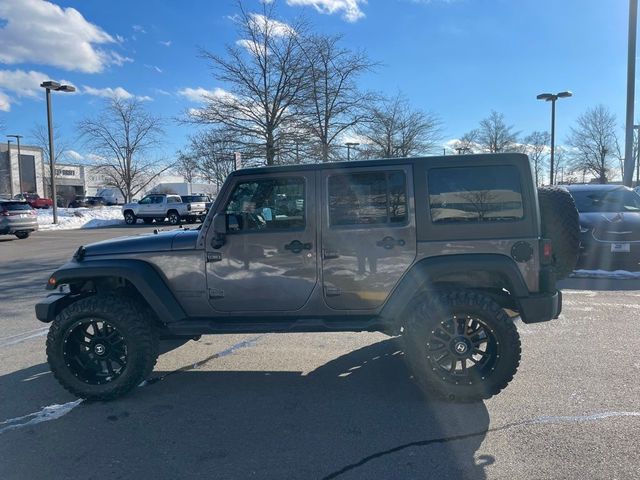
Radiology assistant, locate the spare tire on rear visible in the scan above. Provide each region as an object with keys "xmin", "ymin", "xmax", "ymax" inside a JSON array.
[{"xmin": 537, "ymin": 186, "xmax": 580, "ymax": 279}]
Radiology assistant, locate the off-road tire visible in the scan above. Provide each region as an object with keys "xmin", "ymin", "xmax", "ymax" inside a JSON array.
[
  {"xmin": 537, "ymin": 186, "xmax": 580, "ymax": 279},
  {"xmin": 123, "ymin": 210, "xmax": 136, "ymax": 225},
  {"xmin": 142, "ymin": 218, "xmax": 154, "ymax": 225},
  {"xmin": 401, "ymin": 290, "xmax": 521, "ymax": 402},
  {"xmin": 167, "ymin": 210, "xmax": 180, "ymax": 225},
  {"xmin": 15, "ymin": 231, "xmax": 30, "ymax": 239},
  {"xmin": 46, "ymin": 294, "xmax": 159, "ymax": 401}
]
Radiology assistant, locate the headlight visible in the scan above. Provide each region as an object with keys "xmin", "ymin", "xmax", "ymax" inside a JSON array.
[{"xmin": 580, "ymin": 225, "xmax": 590, "ymax": 233}]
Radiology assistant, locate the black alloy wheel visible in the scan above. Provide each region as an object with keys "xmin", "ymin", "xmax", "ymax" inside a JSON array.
[{"xmin": 62, "ymin": 319, "xmax": 128, "ymax": 385}]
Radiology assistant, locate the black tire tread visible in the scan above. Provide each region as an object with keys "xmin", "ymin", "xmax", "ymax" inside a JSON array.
[
  {"xmin": 537, "ymin": 186, "xmax": 580, "ymax": 279},
  {"xmin": 46, "ymin": 294, "xmax": 158, "ymax": 401},
  {"xmin": 403, "ymin": 290, "xmax": 521, "ymax": 402}
]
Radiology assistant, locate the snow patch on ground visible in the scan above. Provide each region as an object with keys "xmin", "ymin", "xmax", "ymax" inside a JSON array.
[
  {"xmin": 571, "ymin": 269, "xmax": 640, "ymax": 279},
  {"xmin": 37, "ymin": 206, "xmax": 123, "ymax": 231}
]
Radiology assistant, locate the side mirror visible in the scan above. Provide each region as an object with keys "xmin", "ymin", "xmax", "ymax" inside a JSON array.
[{"xmin": 211, "ymin": 213, "xmax": 227, "ymax": 249}]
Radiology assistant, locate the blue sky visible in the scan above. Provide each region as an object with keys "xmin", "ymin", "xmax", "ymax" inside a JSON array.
[{"xmin": 0, "ymin": 0, "xmax": 633, "ymax": 162}]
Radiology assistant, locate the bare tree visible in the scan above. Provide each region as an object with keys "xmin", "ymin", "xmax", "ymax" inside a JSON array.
[
  {"xmin": 298, "ymin": 33, "xmax": 376, "ymax": 162},
  {"xmin": 187, "ymin": 129, "xmax": 237, "ymax": 191},
  {"xmin": 468, "ymin": 110, "xmax": 519, "ymax": 153},
  {"xmin": 30, "ymin": 124, "xmax": 70, "ymax": 166},
  {"xmin": 357, "ymin": 93, "xmax": 443, "ymax": 158},
  {"xmin": 566, "ymin": 105, "xmax": 618, "ymax": 184},
  {"xmin": 452, "ymin": 129, "xmax": 479, "ymax": 154},
  {"xmin": 77, "ymin": 97, "xmax": 167, "ymax": 202},
  {"xmin": 189, "ymin": 1, "xmax": 308, "ymax": 165},
  {"xmin": 174, "ymin": 150, "xmax": 200, "ymax": 183},
  {"xmin": 523, "ymin": 131, "xmax": 550, "ymax": 186}
]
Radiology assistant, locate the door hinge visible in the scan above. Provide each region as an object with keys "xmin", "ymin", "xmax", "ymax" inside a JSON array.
[
  {"xmin": 207, "ymin": 251, "xmax": 222, "ymax": 262},
  {"xmin": 325, "ymin": 287, "xmax": 342, "ymax": 296},
  {"xmin": 209, "ymin": 288, "xmax": 224, "ymax": 299}
]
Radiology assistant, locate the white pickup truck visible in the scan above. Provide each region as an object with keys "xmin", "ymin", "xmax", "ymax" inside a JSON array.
[{"xmin": 121, "ymin": 193, "xmax": 207, "ymax": 225}]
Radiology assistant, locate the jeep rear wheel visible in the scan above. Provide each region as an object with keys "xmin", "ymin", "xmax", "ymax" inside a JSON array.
[
  {"xmin": 402, "ymin": 290, "xmax": 521, "ymax": 402},
  {"xmin": 123, "ymin": 211, "xmax": 136, "ymax": 225},
  {"xmin": 537, "ymin": 186, "xmax": 580, "ymax": 279},
  {"xmin": 46, "ymin": 295, "xmax": 159, "ymax": 400}
]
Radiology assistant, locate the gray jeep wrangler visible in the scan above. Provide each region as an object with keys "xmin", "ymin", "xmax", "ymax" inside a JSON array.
[{"xmin": 36, "ymin": 154, "xmax": 579, "ymax": 402}]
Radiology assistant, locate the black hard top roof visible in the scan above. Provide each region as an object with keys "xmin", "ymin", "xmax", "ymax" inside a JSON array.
[{"xmin": 230, "ymin": 153, "xmax": 529, "ymax": 177}]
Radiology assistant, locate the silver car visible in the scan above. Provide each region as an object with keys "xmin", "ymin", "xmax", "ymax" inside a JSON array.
[{"xmin": 0, "ymin": 200, "xmax": 38, "ymax": 239}]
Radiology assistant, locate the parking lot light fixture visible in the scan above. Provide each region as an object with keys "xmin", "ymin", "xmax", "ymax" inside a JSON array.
[
  {"xmin": 40, "ymin": 81, "xmax": 76, "ymax": 224},
  {"xmin": 345, "ymin": 142, "xmax": 360, "ymax": 161},
  {"xmin": 537, "ymin": 91, "xmax": 573, "ymax": 185}
]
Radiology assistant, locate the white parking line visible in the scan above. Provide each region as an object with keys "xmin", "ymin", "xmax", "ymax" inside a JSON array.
[{"xmin": 0, "ymin": 328, "xmax": 48, "ymax": 349}]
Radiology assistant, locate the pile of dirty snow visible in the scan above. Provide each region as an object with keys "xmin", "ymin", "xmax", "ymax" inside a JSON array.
[
  {"xmin": 37, "ymin": 206, "xmax": 124, "ymax": 231},
  {"xmin": 571, "ymin": 269, "xmax": 640, "ymax": 279}
]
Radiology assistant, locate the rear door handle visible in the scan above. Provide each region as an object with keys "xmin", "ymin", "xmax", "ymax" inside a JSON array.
[
  {"xmin": 376, "ymin": 236, "xmax": 406, "ymax": 250},
  {"xmin": 284, "ymin": 240, "xmax": 312, "ymax": 254}
]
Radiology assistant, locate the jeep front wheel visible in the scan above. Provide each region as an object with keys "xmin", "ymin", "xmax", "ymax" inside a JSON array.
[
  {"xmin": 402, "ymin": 290, "xmax": 521, "ymax": 402},
  {"xmin": 46, "ymin": 295, "xmax": 159, "ymax": 400}
]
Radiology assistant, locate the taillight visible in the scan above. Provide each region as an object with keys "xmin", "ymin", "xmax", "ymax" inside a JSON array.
[{"xmin": 541, "ymin": 239, "xmax": 553, "ymax": 264}]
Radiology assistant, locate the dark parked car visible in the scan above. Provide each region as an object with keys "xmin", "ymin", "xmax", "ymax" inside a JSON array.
[
  {"xmin": 68, "ymin": 196, "xmax": 108, "ymax": 208},
  {"xmin": 566, "ymin": 184, "xmax": 640, "ymax": 270}
]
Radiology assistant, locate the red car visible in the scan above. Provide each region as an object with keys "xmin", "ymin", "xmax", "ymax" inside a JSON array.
[{"xmin": 13, "ymin": 193, "xmax": 53, "ymax": 209}]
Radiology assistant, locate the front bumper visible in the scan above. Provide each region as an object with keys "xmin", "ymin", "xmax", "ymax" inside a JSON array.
[{"xmin": 517, "ymin": 290, "xmax": 562, "ymax": 324}]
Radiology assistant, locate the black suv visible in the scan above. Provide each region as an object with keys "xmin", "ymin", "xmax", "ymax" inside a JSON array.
[{"xmin": 36, "ymin": 154, "xmax": 579, "ymax": 402}]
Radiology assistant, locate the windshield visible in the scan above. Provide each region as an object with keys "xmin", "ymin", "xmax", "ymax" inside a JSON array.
[{"xmin": 570, "ymin": 188, "xmax": 640, "ymax": 213}]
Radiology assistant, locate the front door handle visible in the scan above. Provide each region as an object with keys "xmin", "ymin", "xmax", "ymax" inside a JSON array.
[
  {"xmin": 284, "ymin": 240, "xmax": 312, "ymax": 254},
  {"xmin": 376, "ymin": 236, "xmax": 406, "ymax": 250}
]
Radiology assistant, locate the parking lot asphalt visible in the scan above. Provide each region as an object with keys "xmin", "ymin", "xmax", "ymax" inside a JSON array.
[{"xmin": 1, "ymin": 227, "xmax": 639, "ymax": 479}]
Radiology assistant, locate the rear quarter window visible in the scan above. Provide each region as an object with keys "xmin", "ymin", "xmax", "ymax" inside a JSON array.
[
  {"xmin": 428, "ymin": 166, "xmax": 524, "ymax": 223},
  {"xmin": 1, "ymin": 202, "xmax": 33, "ymax": 211}
]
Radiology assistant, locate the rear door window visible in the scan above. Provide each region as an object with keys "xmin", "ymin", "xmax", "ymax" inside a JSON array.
[
  {"xmin": 428, "ymin": 166, "xmax": 524, "ymax": 223},
  {"xmin": 328, "ymin": 171, "xmax": 407, "ymax": 226}
]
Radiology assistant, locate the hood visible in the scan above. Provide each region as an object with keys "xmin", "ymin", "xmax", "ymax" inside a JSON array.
[
  {"xmin": 82, "ymin": 229, "xmax": 199, "ymax": 257},
  {"xmin": 579, "ymin": 211, "xmax": 640, "ymax": 229},
  {"xmin": 579, "ymin": 211, "xmax": 640, "ymax": 241}
]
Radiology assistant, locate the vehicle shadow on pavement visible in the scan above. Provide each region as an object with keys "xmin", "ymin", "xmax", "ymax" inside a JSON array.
[{"xmin": 0, "ymin": 339, "xmax": 492, "ymax": 480}]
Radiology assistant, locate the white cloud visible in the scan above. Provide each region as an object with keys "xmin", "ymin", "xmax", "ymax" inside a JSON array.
[
  {"xmin": 154, "ymin": 88, "xmax": 171, "ymax": 96},
  {"xmin": 178, "ymin": 87, "xmax": 232, "ymax": 103},
  {"xmin": 236, "ymin": 39, "xmax": 268, "ymax": 56},
  {"xmin": 0, "ymin": 69, "xmax": 77, "ymax": 110},
  {"xmin": 159, "ymin": 40, "xmax": 172, "ymax": 47},
  {"xmin": 132, "ymin": 24, "xmax": 146, "ymax": 33},
  {"xmin": 144, "ymin": 64, "xmax": 163, "ymax": 73},
  {"xmin": 285, "ymin": 0, "xmax": 366, "ymax": 22},
  {"xmin": 0, "ymin": 91, "xmax": 11, "ymax": 112},
  {"xmin": 82, "ymin": 86, "xmax": 152, "ymax": 101},
  {"xmin": 83, "ymin": 86, "xmax": 133, "ymax": 100},
  {"xmin": 0, "ymin": 0, "xmax": 131, "ymax": 73},
  {"xmin": 248, "ymin": 13, "xmax": 296, "ymax": 36},
  {"xmin": 67, "ymin": 150, "xmax": 83, "ymax": 161}
]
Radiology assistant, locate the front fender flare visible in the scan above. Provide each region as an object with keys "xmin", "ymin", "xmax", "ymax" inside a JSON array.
[{"xmin": 41, "ymin": 259, "xmax": 186, "ymax": 324}]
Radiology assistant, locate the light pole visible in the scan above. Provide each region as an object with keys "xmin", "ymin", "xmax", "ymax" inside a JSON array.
[
  {"xmin": 537, "ymin": 91, "xmax": 572, "ymax": 185},
  {"xmin": 40, "ymin": 80, "xmax": 75, "ymax": 224},
  {"xmin": 7, "ymin": 134, "xmax": 23, "ymax": 194},
  {"xmin": 345, "ymin": 142, "xmax": 359, "ymax": 161},
  {"xmin": 634, "ymin": 124, "xmax": 640, "ymax": 186},
  {"xmin": 624, "ymin": 0, "xmax": 638, "ymax": 187}
]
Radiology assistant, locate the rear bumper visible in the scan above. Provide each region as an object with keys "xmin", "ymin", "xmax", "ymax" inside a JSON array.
[
  {"xmin": 0, "ymin": 221, "xmax": 38, "ymax": 234},
  {"xmin": 517, "ymin": 290, "xmax": 562, "ymax": 324}
]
